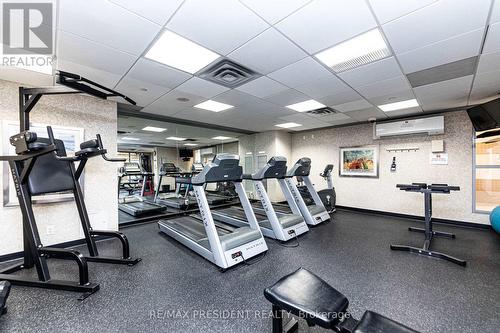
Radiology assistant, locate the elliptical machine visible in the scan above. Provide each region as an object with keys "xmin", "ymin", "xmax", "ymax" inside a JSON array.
[
  {"xmin": 297, "ymin": 164, "xmax": 336, "ymax": 213},
  {"xmin": 317, "ymin": 164, "xmax": 336, "ymax": 213}
]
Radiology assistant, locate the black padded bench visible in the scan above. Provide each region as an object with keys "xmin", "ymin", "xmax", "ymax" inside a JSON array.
[
  {"xmin": 264, "ymin": 268, "xmax": 419, "ymax": 333},
  {"xmin": 0, "ymin": 281, "xmax": 11, "ymax": 317}
]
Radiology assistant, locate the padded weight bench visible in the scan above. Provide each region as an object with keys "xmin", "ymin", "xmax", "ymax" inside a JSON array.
[
  {"xmin": 264, "ymin": 268, "xmax": 419, "ymax": 333},
  {"xmin": 0, "ymin": 281, "xmax": 11, "ymax": 317}
]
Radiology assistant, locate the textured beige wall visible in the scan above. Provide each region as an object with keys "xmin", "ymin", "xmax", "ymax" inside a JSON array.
[
  {"xmin": 291, "ymin": 111, "xmax": 489, "ymax": 225},
  {"xmin": 0, "ymin": 79, "xmax": 119, "ymax": 255}
]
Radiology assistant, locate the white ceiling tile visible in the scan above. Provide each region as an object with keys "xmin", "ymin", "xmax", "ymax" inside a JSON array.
[
  {"xmin": 212, "ymin": 89, "xmax": 263, "ymax": 107},
  {"xmin": 115, "ymin": 78, "xmax": 170, "ymax": 107},
  {"xmin": 278, "ymin": 113, "xmax": 330, "ymax": 127},
  {"xmin": 338, "ymin": 57, "xmax": 402, "ymax": 87},
  {"xmin": 470, "ymin": 70, "xmax": 500, "ymax": 103},
  {"xmin": 276, "ymin": 0, "xmax": 377, "ymax": 53},
  {"xmin": 59, "ymin": 0, "xmax": 161, "ymax": 55},
  {"xmin": 57, "ymin": 31, "xmax": 136, "ymax": 86},
  {"xmin": 141, "ymin": 90, "xmax": 206, "ymax": 116},
  {"xmin": 368, "ymin": 0, "xmax": 438, "ymax": 24},
  {"xmin": 318, "ymin": 90, "xmax": 364, "ymax": 106},
  {"xmin": 355, "ymin": 75, "xmax": 411, "ymax": 99},
  {"xmin": 482, "ymin": 21, "xmax": 500, "ymax": 54},
  {"xmin": 109, "ymin": 0, "xmax": 183, "ymax": 25},
  {"xmin": 263, "ymin": 88, "xmax": 311, "ymax": 106},
  {"xmin": 397, "ymin": 28, "xmax": 484, "ymax": 73},
  {"xmin": 382, "ymin": 0, "xmax": 491, "ymax": 54},
  {"xmin": 239, "ymin": 0, "xmax": 312, "ymax": 24},
  {"xmin": 57, "ymin": 59, "xmax": 122, "ymax": 88},
  {"xmin": 367, "ymin": 89, "xmax": 416, "ymax": 106},
  {"xmin": 294, "ymin": 75, "xmax": 353, "ymax": 99},
  {"xmin": 332, "ymin": 99, "xmax": 373, "ymax": 112},
  {"xmin": 321, "ymin": 113, "xmax": 356, "ymax": 126},
  {"xmin": 166, "ymin": 0, "xmax": 269, "ymax": 55},
  {"xmin": 490, "ymin": 0, "xmax": 500, "ymax": 24},
  {"xmin": 126, "ymin": 58, "xmax": 192, "ymax": 89},
  {"xmin": 383, "ymin": 107, "xmax": 423, "ymax": 118},
  {"xmin": 228, "ymin": 28, "xmax": 307, "ymax": 74},
  {"xmin": 267, "ymin": 57, "xmax": 331, "ymax": 88},
  {"xmin": 344, "ymin": 107, "xmax": 388, "ymax": 121},
  {"xmin": 236, "ymin": 76, "xmax": 289, "ymax": 98},
  {"xmin": 413, "ymin": 75, "xmax": 473, "ymax": 111},
  {"xmin": 175, "ymin": 77, "xmax": 229, "ymax": 99},
  {"xmin": 477, "ymin": 51, "xmax": 500, "ymax": 73}
]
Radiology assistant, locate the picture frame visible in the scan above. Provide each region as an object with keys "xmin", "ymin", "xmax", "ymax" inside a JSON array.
[
  {"xmin": 2, "ymin": 120, "xmax": 85, "ymax": 207},
  {"xmin": 339, "ymin": 145, "xmax": 379, "ymax": 178}
]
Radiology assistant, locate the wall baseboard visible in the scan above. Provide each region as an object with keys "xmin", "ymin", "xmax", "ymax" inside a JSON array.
[
  {"xmin": 0, "ymin": 236, "xmax": 109, "ymax": 264},
  {"xmin": 336, "ymin": 205, "xmax": 492, "ymax": 230}
]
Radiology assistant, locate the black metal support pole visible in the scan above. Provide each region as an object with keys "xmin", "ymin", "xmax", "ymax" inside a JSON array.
[{"xmin": 272, "ymin": 305, "xmax": 283, "ymax": 333}]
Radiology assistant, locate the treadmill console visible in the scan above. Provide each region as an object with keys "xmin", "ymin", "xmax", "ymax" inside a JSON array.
[{"xmin": 286, "ymin": 157, "xmax": 311, "ymax": 177}]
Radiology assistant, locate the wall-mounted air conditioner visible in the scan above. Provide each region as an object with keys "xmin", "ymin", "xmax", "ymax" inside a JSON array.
[{"xmin": 374, "ymin": 116, "xmax": 444, "ymax": 139}]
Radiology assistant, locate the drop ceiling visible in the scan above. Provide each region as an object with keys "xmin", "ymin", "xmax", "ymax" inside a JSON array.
[
  {"xmin": 2, "ymin": 0, "xmax": 500, "ymax": 132},
  {"xmin": 117, "ymin": 115, "xmax": 241, "ymax": 150}
]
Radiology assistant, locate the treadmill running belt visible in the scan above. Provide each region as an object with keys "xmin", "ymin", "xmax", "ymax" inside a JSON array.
[{"xmin": 215, "ymin": 206, "xmax": 268, "ymax": 223}]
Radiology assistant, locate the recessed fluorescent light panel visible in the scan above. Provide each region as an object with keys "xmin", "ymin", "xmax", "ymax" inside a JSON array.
[
  {"xmin": 194, "ymin": 100, "xmax": 234, "ymax": 112},
  {"xmin": 142, "ymin": 126, "xmax": 166, "ymax": 132},
  {"xmin": 184, "ymin": 143, "xmax": 198, "ymax": 146},
  {"xmin": 315, "ymin": 29, "xmax": 390, "ymax": 73},
  {"xmin": 145, "ymin": 30, "xmax": 220, "ymax": 74},
  {"xmin": 166, "ymin": 136, "xmax": 187, "ymax": 141},
  {"xmin": 212, "ymin": 136, "xmax": 231, "ymax": 140},
  {"xmin": 122, "ymin": 137, "xmax": 140, "ymax": 141},
  {"xmin": 275, "ymin": 122, "xmax": 302, "ymax": 128},
  {"xmin": 286, "ymin": 99, "xmax": 325, "ymax": 112},
  {"xmin": 378, "ymin": 99, "xmax": 419, "ymax": 112}
]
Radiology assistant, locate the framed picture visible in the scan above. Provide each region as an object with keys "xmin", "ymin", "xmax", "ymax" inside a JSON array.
[
  {"xmin": 339, "ymin": 145, "xmax": 379, "ymax": 178},
  {"xmin": 2, "ymin": 120, "xmax": 85, "ymax": 207}
]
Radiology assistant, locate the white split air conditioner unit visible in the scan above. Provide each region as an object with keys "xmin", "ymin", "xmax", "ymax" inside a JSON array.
[{"xmin": 374, "ymin": 116, "xmax": 444, "ymax": 139}]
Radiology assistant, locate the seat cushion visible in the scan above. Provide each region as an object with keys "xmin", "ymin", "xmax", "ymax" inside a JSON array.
[
  {"xmin": 354, "ymin": 311, "xmax": 420, "ymax": 333},
  {"xmin": 264, "ymin": 268, "xmax": 349, "ymax": 329}
]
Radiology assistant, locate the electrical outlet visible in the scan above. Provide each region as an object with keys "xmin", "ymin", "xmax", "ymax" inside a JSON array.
[{"xmin": 46, "ymin": 225, "xmax": 55, "ymax": 235}]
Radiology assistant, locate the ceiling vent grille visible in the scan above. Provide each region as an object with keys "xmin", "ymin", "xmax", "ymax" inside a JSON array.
[
  {"xmin": 117, "ymin": 130, "xmax": 130, "ymax": 134},
  {"xmin": 149, "ymin": 141, "xmax": 165, "ymax": 145},
  {"xmin": 185, "ymin": 138, "xmax": 197, "ymax": 142},
  {"xmin": 306, "ymin": 107, "xmax": 338, "ymax": 117},
  {"xmin": 199, "ymin": 59, "xmax": 259, "ymax": 88}
]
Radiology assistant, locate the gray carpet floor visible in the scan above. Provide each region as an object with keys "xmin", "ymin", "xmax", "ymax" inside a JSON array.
[{"xmin": 1, "ymin": 209, "xmax": 499, "ymax": 333}]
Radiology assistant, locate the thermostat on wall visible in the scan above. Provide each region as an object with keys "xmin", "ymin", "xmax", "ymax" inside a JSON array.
[{"xmin": 431, "ymin": 140, "xmax": 444, "ymax": 153}]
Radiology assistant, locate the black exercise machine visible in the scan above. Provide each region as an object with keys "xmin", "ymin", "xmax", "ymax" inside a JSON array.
[
  {"xmin": 118, "ymin": 162, "xmax": 166, "ymax": 216},
  {"xmin": 0, "ymin": 71, "xmax": 140, "ymax": 299},
  {"xmin": 0, "ymin": 281, "xmax": 11, "ymax": 317},
  {"xmin": 265, "ymin": 268, "xmax": 420, "ymax": 333},
  {"xmin": 391, "ymin": 183, "xmax": 465, "ymax": 266}
]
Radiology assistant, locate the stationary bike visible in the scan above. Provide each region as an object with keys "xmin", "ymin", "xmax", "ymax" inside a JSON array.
[{"xmin": 297, "ymin": 164, "xmax": 336, "ymax": 213}]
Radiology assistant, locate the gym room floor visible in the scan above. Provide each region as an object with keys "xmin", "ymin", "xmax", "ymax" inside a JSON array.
[{"xmin": 1, "ymin": 210, "xmax": 498, "ymax": 333}]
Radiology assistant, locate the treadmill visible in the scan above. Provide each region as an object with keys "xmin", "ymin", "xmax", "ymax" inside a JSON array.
[
  {"xmin": 158, "ymin": 154, "xmax": 268, "ymax": 270},
  {"xmin": 154, "ymin": 162, "xmax": 196, "ymax": 209},
  {"xmin": 191, "ymin": 163, "xmax": 231, "ymax": 205},
  {"xmin": 213, "ymin": 156, "xmax": 308, "ymax": 242},
  {"xmin": 118, "ymin": 162, "xmax": 166, "ymax": 216},
  {"xmin": 284, "ymin": 158, "xmax": 330, "ymax": 225}
]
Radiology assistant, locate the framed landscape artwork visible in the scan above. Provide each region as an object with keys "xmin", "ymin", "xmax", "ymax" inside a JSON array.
[{"xmin": 339, "ymin": 146, "xmax": 379, "ymax": 178}]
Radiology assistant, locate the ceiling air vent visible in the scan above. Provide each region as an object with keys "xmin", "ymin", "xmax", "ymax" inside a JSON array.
[
  {"xmin": 185, "ymin": 138, "xmax": 197, "ymax": 142},
  {"xmin": 117, "ymin": 130, "xmax": 130, "ymax": 134},
  {"xmin": 305, "ymin": 107, "xmax": 338, "ymax": 116},
  {"xmin": 149, "ymin": 141, "xmax": 165, "ymax": 145},
  {"xmin": 198, "ymin": 59, "xmax": 259, "ymax": 88}
]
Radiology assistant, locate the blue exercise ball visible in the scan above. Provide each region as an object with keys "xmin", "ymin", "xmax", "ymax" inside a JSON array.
[{"xmin": 491, "ymin": 206, "xmax": 500, "ymax": 234}]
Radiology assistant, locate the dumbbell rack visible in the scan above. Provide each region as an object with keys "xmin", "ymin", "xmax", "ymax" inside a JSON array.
[{"xmin": 391, "ymin": 183, "xmax": 466, "ymax": 266}]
